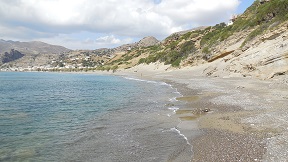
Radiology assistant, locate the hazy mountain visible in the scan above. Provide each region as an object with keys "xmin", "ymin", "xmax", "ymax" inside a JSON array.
[
  {"xmin": 0, "ymin": 39, "xmax": 70, "ymax": 55},
  {"xmin": 0, "ymin": 40, "xmax": 70, "ymax": 66}
]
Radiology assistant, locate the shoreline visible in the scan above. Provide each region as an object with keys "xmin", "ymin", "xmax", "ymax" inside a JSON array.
[
  {"xmin": 115, "ymin": 67, "xmax": 288, "ymax": 161},
  {"xmin": 4, "ymin": 69, "xmax": 287, "ymax": 161},
  {"xmin": 167, "ymin": 79, "xmax": 266, "ymax": 161}
]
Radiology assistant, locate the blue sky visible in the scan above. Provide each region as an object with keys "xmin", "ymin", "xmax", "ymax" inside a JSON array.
[
  {"xmin": 237, "ymin": 0, "xmax": 255, "ymax": 14},
  {"xmin": 0, "ymin": 0, "xmax": 255, "ymax": 50}
]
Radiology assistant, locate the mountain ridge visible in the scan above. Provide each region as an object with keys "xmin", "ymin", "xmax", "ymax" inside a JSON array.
[{"xmin": 0, "ymin": 40, "xmax": 70, "ymax": 67}]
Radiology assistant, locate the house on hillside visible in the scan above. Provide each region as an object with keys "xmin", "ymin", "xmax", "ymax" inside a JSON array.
[{"xmin": 227, "ymin": 15, "xmax": 238, "ymax": 26}]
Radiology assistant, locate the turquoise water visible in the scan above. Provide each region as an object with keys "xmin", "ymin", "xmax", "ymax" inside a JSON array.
[{"xmin": 0, "ymin": 72, "xmax": 190, "ymax": 161}]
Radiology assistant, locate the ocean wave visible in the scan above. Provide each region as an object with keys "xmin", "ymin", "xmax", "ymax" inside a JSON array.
[
  {"xmin": 169, "ymin": 97, "xmax": 178, "ymax": 102},
  {"xmin": 170, "ymin": 127, "xmax": 193, "ymax": 161},
  {"xmin": 123, "ymin": 76, "xmax": 158, "ymax": 84},
  {"xmin": 168, "ymin": 106, "xmax": 179, "ymax": 113},
  {"xmin": 170, "ymin": 127, "xmax": 191, "ymax": 145},
  {"xmin": 123, "ymin": 76, "xmax": 174, "ymax": 87}
]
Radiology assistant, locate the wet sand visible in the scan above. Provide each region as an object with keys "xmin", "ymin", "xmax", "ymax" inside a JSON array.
[
  {"xmin": 117, "ymin": 67, "xmax": 288, "ymax": 161},
  {"xmin": 169, "ymin": 81, "xmax": 267, "ymax": 162}
]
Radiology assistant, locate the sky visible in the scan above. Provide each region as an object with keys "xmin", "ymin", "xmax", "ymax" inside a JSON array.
[{"xmin": 0, "ymin": 0, "xmax": 255, "ymax": 50}]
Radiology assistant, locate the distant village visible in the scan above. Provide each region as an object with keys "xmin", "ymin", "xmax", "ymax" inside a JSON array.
[{"xmin": 0, "ymin": 49, "xmax": 113, "ymax": 72}]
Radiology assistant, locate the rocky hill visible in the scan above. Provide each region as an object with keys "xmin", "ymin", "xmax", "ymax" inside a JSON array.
[
  {"xmin": 102, "ymin": 0, "xmax": 288, "ymax": 79},
  {"xmin": 0, "ymin": 36, "xmax": 160, "ymax": 70},
  {"xmin": 114, "ymin": 36, "xmax": 159, "ymax": 52},
  {"xmin": 0, "ymin": 39, "xmax": 69, "ymax": 55},
  {"xmin": 0, "ymin": 40, "xmax": 70, "ymax": 68},
  {"xmin": 137, "ymin": 36, "xmax": 159, "ymax": 47}
]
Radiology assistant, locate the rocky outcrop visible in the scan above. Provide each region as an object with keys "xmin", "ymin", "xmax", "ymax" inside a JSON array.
[
  {"xmin": 207, "ymin": 50, "xmax": 235, "ymax": 62},
  {"xmin": 114, "ymin": 36, "xmax": 159, "ymax": 52},
  {"xmin": 137, "ymin": 36, "xmax": 159, "ymax": 47},
  {"xmin": 202, "ymin": 26, "xmax": 288, "ymax": 79},
  {"xmin": 1, "ymin": 49, "xmax": 24, "ymax": 63}
]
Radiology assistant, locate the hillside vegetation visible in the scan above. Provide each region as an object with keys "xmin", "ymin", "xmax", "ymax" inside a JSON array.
[
  {"xmin": 100, "ymin": 0, "xmax": 288, "ymax": 72},
  {"xmin": 1, "ymin": 0, "xmax": 288, "ymax": 77}
]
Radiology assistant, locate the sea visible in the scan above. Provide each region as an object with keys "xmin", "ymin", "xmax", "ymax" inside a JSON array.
[{"xmin": 0, "ymin": 72, "xmax": 193, "ymax": 162}]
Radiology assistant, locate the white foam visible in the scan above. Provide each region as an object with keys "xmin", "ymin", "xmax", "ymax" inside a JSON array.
[
  {"xmin": 169, "ymin": 97, "xmax": 178, "ymax": 102},
  {"xmin": 173, "ymin": 91, "xmax": 182, "ymax": 95},
  {"xmin": 170, "ymin": 127, "xmax": 193, "ymax": 161},
  {"xmin": 123, "ymin": 76, "xmax": 158, "ymax": 84},
  {"xmin": 168, "ymin": 106, "xmax": 179, "ymax": 113},
  {"xmin": 123, "ymin": 76, "xmax": 176, "ymax": 89},
  {"xmin": 170, "ymin": 127, "xmax": 190, "ymax": 145},
  {"xmin": 160, "ymin": 82, "xmax": 170, "ymax": 86}
]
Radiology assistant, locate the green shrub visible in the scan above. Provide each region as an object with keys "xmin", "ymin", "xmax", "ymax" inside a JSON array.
[
  {"xmin": 123, "ymin": 55, "xmax": 133, "ymax": 61},
  {"xmin": 96, "ymin": 66, "xmax": 105, "ymax": 71},
  {"xmin": 179, "ymin": 41, "xmax": 196, "ymax": 55},
  {"xmin": 134, "ymin": 51, "xmax": 142, "ymax": 57},
  {"xmin": 138, "ymin": 58, "xmax": 146, "ymax": 64},
  {"xmin": 241, "ymin": 23, "xmax": 269, "ymax": 47},
  {"xmin": 200, "ymin": 23, "xmax": 227, "ymax": 47},
  {"xmin": 145, "ymin": 55, "xmax": 158, "ymax": 64},
  {"xmin": 200, "ymin": 0, "xmax": 288, "ymax": 49},
  {"xmin": 171, "ymin": 58, "xmax": 181, "ymax": 67},
  {"xmin": 202, "ymin": 47, "xmax": 210, "ymax": 54},
  {"xmin": 164, "ymin": 50, "xmax": 180, "ymax": 65},
  {"xmin": 167, "ymin": 41, "xmax": 179, "ymax": 50},
  {"xmin": 111, "ymin": 65, "xmax": 118, "ymax": 73},
  {"xmin": 181, "ymin": 32, "xmax": 192, "ymax": 40},
  {"xmin": 105, "ymin": 66, "xmax": 111, "ymax": 71},
  {"xmin": 148, "ymin": 45, "xmax": 161, "ymax": 52}
]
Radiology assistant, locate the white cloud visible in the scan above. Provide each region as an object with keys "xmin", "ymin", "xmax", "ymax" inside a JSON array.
[
  {"xmin": 38, "ymin": 34, "xmax": 134, "ymax": 50},
  {"xmin": 0, "ymin": 0, "xmax": 240, "ymax": 49}
]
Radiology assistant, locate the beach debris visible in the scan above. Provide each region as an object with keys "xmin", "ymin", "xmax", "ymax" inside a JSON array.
[
  {"xmin": 203, "ymin": 108, "xmax": 210, "ymax": 113},
  {"xmin": 165, "ymin": 103, "xmax": 175, "ymax": 107},
  {"xmin": 236, "ymin": 86, "xmax": 245, "ymax": 89}
]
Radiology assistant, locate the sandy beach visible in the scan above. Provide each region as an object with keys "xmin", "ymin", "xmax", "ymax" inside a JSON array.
[{"xmin": 116, "ymin": 64, "xmax": 288, "ymax": 161}]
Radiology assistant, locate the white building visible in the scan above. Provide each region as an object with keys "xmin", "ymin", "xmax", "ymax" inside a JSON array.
[{"xmin": 227, "ymin": 15, "xmax": 238, "ymax": 26}]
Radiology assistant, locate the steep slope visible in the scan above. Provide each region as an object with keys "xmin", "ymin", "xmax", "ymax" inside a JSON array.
[
  {"xmin": 106, "ymin": 0, "xmax": 288, "ymax": 79},
  {"xmin": 198, "ymin": 0, "xmax": 288, "ymax": 79},
  {"xmin": 101, "ymin": 37, "xmax": 160, "ymax": 70}
]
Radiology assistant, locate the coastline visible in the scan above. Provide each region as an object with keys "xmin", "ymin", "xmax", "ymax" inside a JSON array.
[
  {"xmin": 4, "ymin": 68, "xmax": 287, "ymax": 161},
  {"xmin": 116, "ymin": 66, "xmax": 288, "ymax": 161}
]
